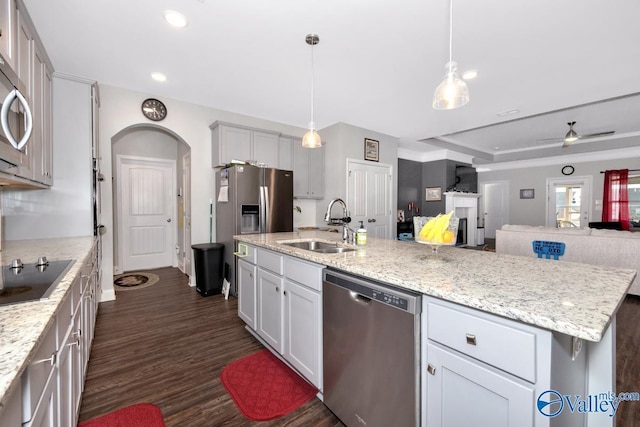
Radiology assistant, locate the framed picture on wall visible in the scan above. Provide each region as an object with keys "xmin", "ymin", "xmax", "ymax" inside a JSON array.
[
  {"xmin": 520, "ymin": 188, "xmax": 535, "ymax": 199},
  {"xmin": 364, "ymin": 138, "xmax": 379, "ymax": 162},
  {"xmin": 425, "ymin": 186, "xmax": 442, "ymax": 201}
]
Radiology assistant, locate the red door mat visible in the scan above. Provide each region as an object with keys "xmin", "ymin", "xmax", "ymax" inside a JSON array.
[
  {"xmin": 78, "ymin": 403, "xmax": 165, "ymax": 427},
  {"xmin": 220, "ymin": 349, "xmax": 317, "ymax": 421}
]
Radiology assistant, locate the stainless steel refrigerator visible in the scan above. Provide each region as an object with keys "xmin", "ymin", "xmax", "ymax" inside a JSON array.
[{"xmin": 215, "ymin": 165, "xmax": 293, "ymax": 295}]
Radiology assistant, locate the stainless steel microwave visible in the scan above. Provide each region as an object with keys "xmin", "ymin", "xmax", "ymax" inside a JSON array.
[{"xmin": 0, "ymin": 53, "xmax": 32, "ymax": 172}]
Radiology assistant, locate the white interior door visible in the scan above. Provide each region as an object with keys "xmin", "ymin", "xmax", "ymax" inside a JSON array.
[
  {"xmin": 547, "ymin": 176, "xmax": 592, "ymax": 228},
  {"xmin": 347, "ymin": 159, "xmax": 392, "ymax": 239},
  {"xmin": 481, "ymin": 181, "xmax": 509, "ymax": 238},
  {"xmin": 119, "ymin": 156, "xmax": 175, "ymax": 272},
  {"xmin": 182, "ymin": 153, "xmax": 191, "ymax": 277}
]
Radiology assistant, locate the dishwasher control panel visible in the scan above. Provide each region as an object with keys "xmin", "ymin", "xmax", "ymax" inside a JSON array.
[
  {"xmin": 324, "ymin": 271, "xmax": 418, "ymax": 313},
  {"xmin": 370, "ymin": 289, "xmax": 408, "ymax": 310}
]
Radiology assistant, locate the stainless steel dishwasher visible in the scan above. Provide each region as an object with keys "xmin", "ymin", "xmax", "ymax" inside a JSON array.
[{"xmin": 323, "ymin": 269, "xmax": 421, "ymax": 427}]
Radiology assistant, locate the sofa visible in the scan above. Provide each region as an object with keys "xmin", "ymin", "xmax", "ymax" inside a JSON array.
[{"xmin": 496, "ymin": 224, "xmax": 640, "ymax": 295}]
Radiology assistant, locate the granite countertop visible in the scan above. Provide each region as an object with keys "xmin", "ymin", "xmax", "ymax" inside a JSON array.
[
  {"xmin": 236, "ymin": 231, "xmax": 636, "ymax": 342},
  {"xmin": 0, "ymin": 236, "xmax": 95, "ymax": 417}
]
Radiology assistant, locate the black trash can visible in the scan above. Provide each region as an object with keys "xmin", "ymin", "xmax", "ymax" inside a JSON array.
[{"xmin": 191, "ymin": 243, "xmax": 224, "ymax": 296}]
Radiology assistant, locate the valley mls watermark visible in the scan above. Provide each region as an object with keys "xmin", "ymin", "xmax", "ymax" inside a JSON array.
[{"xmin": 537, "ymin": 390, "xmax": 640, "ymax": 418}]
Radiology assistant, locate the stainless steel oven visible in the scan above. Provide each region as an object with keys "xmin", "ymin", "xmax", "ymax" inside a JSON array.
[{"xmin": 0, "ymin": 53, "xmax": 32, "ymax": 172}]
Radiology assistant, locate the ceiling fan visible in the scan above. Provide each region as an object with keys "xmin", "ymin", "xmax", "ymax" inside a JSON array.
[{"xmin": 537, "ymin": 121, "xmax": 616, "ymax": 147}]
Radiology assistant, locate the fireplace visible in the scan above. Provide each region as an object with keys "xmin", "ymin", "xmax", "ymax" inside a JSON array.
[
  {"xmin": 444, "ymin": 192, "xmax": 480, "ymax": 247},
  {"xmin": 456, "ymin": 218, "xmax": 467, "ymax": 246}
]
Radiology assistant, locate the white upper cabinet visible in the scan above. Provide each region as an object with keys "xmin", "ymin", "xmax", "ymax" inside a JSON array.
[
  {"xmin": 0, "ymin": 2, "xmax": 54, "ymax": 187},
  {"xmin": 211, "ymin": 122, "xmax": 284, "ymax": 168},
  {"xmin": 293, "ymin": 144, "xmax": 324, "ymax": 199},
  {"xmin": 277, "ymin": 136, "xmax": 294, "ymax": 171},
  {"xmin": 211, "ymin": 122, "xmax": 301, "ymax": 171},
  {"xmin": 0, "ymin": 0, "xmax": 16, "ymax": 68},
  {"xmin": 252, "ymin": 131, "xmax": 279, "ymax": 168}
]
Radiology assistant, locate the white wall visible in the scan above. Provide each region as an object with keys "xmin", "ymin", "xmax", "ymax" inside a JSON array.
[
  {"xmin": 478, "ymin": 156, "xmax": 640, "ymax": 226},
  {"xmin": 97, "ymin": 84, "xmax": 311, "ymax": 300},
  {"xmin": 1, "ymin": 77, "xmax": 93, "ymax": 240},
  {"xmin": 317, "ymin": 122, "xmax": 399, "ymax": 227}
]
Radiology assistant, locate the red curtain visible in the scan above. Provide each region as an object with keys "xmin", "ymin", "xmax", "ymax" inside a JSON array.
[{"xmin": 602, "ymin": 169, "xmax": 630, "ymax": 230}]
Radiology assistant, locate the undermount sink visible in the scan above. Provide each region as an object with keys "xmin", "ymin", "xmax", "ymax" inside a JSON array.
[
  {"xmin": 313, "ymin": 247, "xmax": 357, "ymax": 254},
  {"xmin": 281, "ymin": 240, "xmax": 356, "ymax": 254},
  {"xmin": 282, "ymin": 240, "xmax": 338, "ymax": 251}
]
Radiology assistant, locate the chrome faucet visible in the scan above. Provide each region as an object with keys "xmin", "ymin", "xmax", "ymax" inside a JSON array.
[{"xmin": 324, "ymin": 198, "xmax": 355, "ymax": 243}]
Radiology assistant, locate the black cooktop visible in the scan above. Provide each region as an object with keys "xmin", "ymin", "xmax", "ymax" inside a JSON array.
[{"xmin": 0, "ymin": 260, "xmax": 74, "ymax": 307}]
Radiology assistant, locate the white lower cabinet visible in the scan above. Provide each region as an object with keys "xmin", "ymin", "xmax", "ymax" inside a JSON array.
[
  {"xmin": 426, "ymin": 342, "xmax": 535, "ymax": 427},
  {"xmin": 22, "ymin": 319, "xmax": 58, "ymax": 427},
  {"xmin": 19, "ymin": 243, "xmax": 100, "ymax": 427},
  {"xmin": 0, "ymin": 382, "xmax": 22, "ymax": 426},
  {"xmin": 242, "ymin": 246, "xmax": 324, "ymax": 390},
  {"xmin": 283, "ymin": 278, "xmax": 322, "ymax": 388},
  {"xmin": 237, "ymin": 258, "xmax": 257, "ymax": 329},
  {"xmin": 423, "ymin": 297, "xmax": 592, "ymax": 427},
  {"xmin": 256, "ymin": 267, "xmax": 284, "ymax": 353}
]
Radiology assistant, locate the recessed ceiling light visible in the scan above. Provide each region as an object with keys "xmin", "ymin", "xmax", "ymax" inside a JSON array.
[
  {"xmin": 462, "ymin": 70, "xmax": 478, "ymax": 80},
  {"xmin": 164, "ymin": 10, "xmax": 188, "ymax": 28},
  {"xmin": 151, "ymin": 72, "xmax": 167, "ymax": 82}
]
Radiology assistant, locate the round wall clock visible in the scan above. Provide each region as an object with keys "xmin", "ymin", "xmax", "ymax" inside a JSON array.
[
  {"xmin": 561, "ymin": 165, "xmax": 575, "ymax": 176},
  {"xmin": 141, "ymin": 98, "xmax": 167, "ymax": 121}
]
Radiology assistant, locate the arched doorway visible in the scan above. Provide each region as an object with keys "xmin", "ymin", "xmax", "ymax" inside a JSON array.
[{"xmin": 111, "ymin": 125, "xmax": 191, "ymax": 275}]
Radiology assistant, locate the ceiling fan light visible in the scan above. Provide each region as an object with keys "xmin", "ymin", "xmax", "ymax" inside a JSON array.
[
  {"xmin": 564, "ymin": 122, "xmax": 579, "ymax": 143},
  {"xmin": 433, "ymin": 63, "xmax": 469, "ymax": 110},
  {"xmin": 564, "ymin": 129, "xmax": 578, "ymax": 143}
]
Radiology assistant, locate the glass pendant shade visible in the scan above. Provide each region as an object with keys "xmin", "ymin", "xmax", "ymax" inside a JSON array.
[
  {"xmin": 302, "ymin": 127, "xmax": 322, "ymax": 148},
  {"xmin": 432, "ymin": 61, "xmax": 469, "ymax": 110}
]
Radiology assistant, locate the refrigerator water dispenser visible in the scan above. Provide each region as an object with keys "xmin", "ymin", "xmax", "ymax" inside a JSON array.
[{"xmin": 240, "ymin": 204, "xmax": 260, "ymax": 233}]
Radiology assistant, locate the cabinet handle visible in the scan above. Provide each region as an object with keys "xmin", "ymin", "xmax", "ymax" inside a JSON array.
[
  {"xmin": 33, "ymin": 352, "xmax": 57, "ymax": 366},
  {"xmin": 368, "ymin": 218, "xmax": 377, "ymax": 223},
  {"xmin": 284, "ymin": 290, "xmax": 287, "ymax": 296},
  {"xmin": 466, "ymin": 333, "xmax": 477, "ymax": 345},
  {"xmin": 275, "ymin": 287, "xmax": 279, "ymax": 292},
  {"xmin": 68, "ymin": 339, "xmax": 80, "ymax": 348},
  {"xmin": 427, "ymin": 364, "xmax": 436, "ymax": 375}
]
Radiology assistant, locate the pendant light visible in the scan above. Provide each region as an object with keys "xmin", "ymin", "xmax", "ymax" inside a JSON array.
[
  {"xmin": 432, "ymin": 0, "xmax": 469, "ymax": 110},
  {"xmin": 302, "ymin": 34, "xmax": 322, "ymax": 148}
]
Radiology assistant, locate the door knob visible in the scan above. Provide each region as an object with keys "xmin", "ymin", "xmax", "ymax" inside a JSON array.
[{"xmin": 167, "ymin": 218, "xmax": 172, "ymax": 222}]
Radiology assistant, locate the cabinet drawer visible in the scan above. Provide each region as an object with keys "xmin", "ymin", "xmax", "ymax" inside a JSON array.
[
  {"xmin": 284, "ymin": 257, "xmax": 324, "ymax": 291},
  {"xmin": 427, "ymin": 300, "xmax": 537, "ymax": 382},
  {"xmin": 235, "ymin": 242, "xmax": 256, "ymax": 264},
  {"xmin": 22, "ymin": 324, "xmax": 57, "ymax": 421},
  {"xmin": 257, "ymin": 248, "xmax": 283, "ymax": 275}
]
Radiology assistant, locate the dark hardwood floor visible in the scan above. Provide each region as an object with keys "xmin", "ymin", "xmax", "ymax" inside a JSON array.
[
  {"xmin": 78, "ymin": 267, "xmax": 342, "ymax": 426},
  {"xmin": 615, "ymin": 294, "xmax": 640, "ymax": 427},
  {"xmin": 79, "ymin": 267, "xmax": 639, "ymax": 426}
]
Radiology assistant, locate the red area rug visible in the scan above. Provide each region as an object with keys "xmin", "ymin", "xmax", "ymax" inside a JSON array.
[
  {"xmin": 78, "ymin": 403, "xmax": 165, "ymax": 427},
  {"xmin": 221, "ymin": 349, "xmax": 317, "ymax": 421}
]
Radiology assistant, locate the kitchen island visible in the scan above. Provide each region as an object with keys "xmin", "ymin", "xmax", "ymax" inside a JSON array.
[
  {"xmin": 235, "ymin": 230, "xmax": 635, "ymax": 427},
  {"xmin": 0, "ymin": 237, "xmax": 97, "ymax": 425}
]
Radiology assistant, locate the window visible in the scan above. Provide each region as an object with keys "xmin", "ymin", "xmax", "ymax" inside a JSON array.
[
  {"xmin": 555, "ymin": 185, "xmax": 581, "ymax": 227},
  {"xmin": 629, "ymin": 175, "xmax": 640, "ymax": 226}
]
